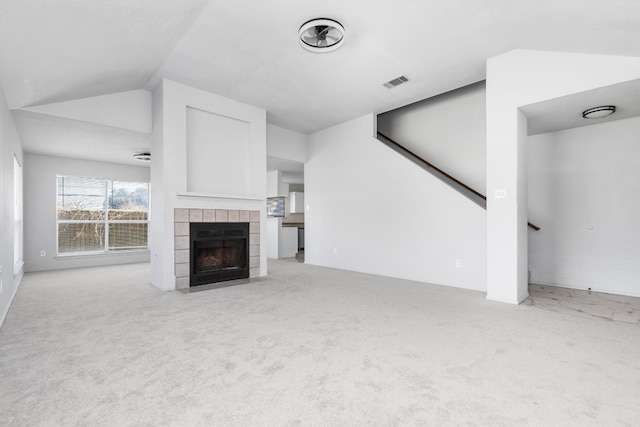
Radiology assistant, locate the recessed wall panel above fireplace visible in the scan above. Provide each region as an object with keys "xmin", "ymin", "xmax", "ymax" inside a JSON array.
[{"xmin": 186, "ymin": 107, "xmax": 251, "ymax": 196}]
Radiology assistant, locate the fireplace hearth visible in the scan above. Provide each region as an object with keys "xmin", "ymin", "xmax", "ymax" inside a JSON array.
[{"xmin": 190, "ymin": 222, "xmax": 249, "ymax": 286}]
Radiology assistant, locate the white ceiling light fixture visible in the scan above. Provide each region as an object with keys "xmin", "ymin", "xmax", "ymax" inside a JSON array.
[
  {"xmin": 298, "ymin": 18, "xmax": 345, "ymax": 53},
  {"xmin": 582, "ymin": 105, "xmax": 616, "ymax": 119},
  {"xmin": 133, "ymin": 152, "xmax": 151, "ymax": 162}
]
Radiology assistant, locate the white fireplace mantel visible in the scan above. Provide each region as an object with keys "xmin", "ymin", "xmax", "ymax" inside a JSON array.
[{"xmin": 176, "ymin": 192, "xmax": 265, "ymax": 201}]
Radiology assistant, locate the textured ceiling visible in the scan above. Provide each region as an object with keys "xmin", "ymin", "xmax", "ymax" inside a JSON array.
[{"xmin": 2, "ymin": 0, "xmax": 640, "ymax": 163}]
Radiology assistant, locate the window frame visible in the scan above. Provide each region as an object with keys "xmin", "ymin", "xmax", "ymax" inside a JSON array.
[
  {"xmin": 14, "ymin": 155, "xmax": 24, "ymax": 274},
  {"xmin": 56, "ymin": 175, "xmax": 150, "ymax": 256}
]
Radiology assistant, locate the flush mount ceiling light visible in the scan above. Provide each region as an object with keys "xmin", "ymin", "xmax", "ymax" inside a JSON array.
[
  {"xmin": 582, "ymin": 105, "xmax": 616, "ymax": 119},
  {"xmin": 133, "ymin": 152, "xmax": 151, "ymax": 162},
  {"xmin": 298, "ymin": 18, "xmax": 345, "ymax": 53}
]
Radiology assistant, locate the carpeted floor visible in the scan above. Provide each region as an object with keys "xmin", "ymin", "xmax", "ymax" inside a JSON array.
[{"xmin": 1, "ymin": 260, "xmax": 639, "ymax": 426}]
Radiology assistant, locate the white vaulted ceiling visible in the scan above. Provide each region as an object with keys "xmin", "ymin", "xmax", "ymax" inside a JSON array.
[
  {"xmin": 0, "ymin": 0, "xmax": 209, "ymax": 109},
  {"xmin": 2, "ymin": 0, "xmax": 640, "ymax": 163}
]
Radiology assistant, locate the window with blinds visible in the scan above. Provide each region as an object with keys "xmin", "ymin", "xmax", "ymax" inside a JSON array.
[
  {"xmin": 56, "ymin": 175, "xmax": 149, "ymax": 254},
  {"xmin": 14, "ymin": 156, "xmax": 23, "ymax": 270}
]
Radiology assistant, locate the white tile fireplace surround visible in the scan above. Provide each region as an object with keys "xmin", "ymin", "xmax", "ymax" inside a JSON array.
[{"xmin": 174, "ymin": 208, "xmax": 260, "ymax": 289}]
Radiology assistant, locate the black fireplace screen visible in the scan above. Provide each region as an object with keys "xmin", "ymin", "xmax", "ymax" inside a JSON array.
[
  {"xmin": 195, "ymin": 241, "xmax": 242, "ymax": 271},
  {"xmin": 190, "ymin": 222, "xmax": 249, "ymax": 286}
]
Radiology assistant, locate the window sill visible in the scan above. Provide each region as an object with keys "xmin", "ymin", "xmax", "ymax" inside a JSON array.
[{"xmin": 55, "ymin": 249, "xmax": 150, "ymax": 260}]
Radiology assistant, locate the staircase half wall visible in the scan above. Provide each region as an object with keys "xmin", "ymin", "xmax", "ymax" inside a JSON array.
[{"xmin": 305, "ymin": 114, "xmax": 486, "ymax": 292}]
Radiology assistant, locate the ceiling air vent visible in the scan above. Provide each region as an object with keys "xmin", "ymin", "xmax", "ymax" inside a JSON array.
[{"xmin": 383, "ymin": 75, "xmax": 409, "ymax": 89}]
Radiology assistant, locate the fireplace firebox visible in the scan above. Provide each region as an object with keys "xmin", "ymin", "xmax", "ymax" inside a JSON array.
[{"xmin": 190, "ymin": 222, "xmax": 249, "ymax": 286}]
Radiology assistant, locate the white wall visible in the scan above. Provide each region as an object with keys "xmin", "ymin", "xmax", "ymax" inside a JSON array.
[
  {"xmin": 527, "ymin": 117, "xmax": 640, "ymax": 296},
  {"xmin": 486, "ymin": 49, "xmax": 640, "ymax": 304},
  {"xmin": 377, "ymin": 82, "xmax": 486, "ymax": 192},
  {"xmin": 266, "ymin": 124, "xmax": 308, "ymax": 163},
  {"xmin": 306, "ymin": 114, "xmax": 486, "ymax": 291},
  {"xmin": 187, "ymin": 107, "xmax": 251, "ymax": 195},
  {"xmin": 23, "ymin": 153, "xmax": 151, "ymax": 272},
  {"xmin": 0, "ymin": 84, "xmax": 24, "ymax": 327},
  {"xmin": 266, "ymin": 170, "xmax": 281, "ymax": 259},
  {"xmin": 150, "ymin": 79, "xmax": 267, "ymax": 290}
]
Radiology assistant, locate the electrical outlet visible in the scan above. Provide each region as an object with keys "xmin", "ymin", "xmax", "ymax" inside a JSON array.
[
  {"xmin": 40, "ymin": 250, "xmax": 46, "ymax": 257},
  {"xmin": 455, "ymin": 259, "xmax": 462, "ymax": 268},
  {"xmin": 333, "ymin": 248, "xmax": 338, "ymax": 255},
  {"xmin": 494, "ymin": 189, "xmax": 506, "ymax": 199}
]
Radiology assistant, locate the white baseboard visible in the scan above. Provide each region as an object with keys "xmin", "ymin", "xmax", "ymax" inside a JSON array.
[
  {"xmin": 0, "ymin": 272, "xmax": 24, "ymax": 330},
  {"xmin": 150, "ymin": 280, "xmax": 174, "ymax": 292},
  {"xmin": 14, "ymin": 261, "xmax": 24, "ymax": 275}
]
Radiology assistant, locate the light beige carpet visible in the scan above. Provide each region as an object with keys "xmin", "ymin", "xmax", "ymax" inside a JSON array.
[{"xmin": 1, "ymin": 260, "xmax": 639, "ymax": 426}]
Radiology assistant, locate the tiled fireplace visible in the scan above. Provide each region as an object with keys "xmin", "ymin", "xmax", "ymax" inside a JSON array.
[{"xmin": 174, "ymin": 208, "xmax": 260, "ymax": 289}]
